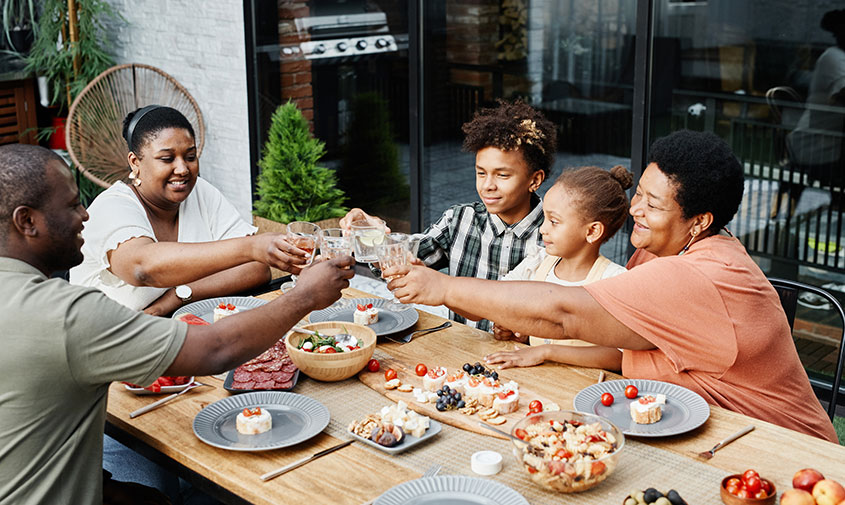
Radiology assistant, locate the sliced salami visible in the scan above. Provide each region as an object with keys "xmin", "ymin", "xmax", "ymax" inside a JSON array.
[
  {"xmin": 232, "ymin": 369, "xmax": 252, "ymax": 382},
  {"xmin": 253, "ymin": 380, "xmax": 275, "ymax": 390},
  {"xmin": 269, "ymin": 370, "xmax": 294, "ymax": 381},
  {"xmin": 274, "ymin": 380, "xmax": 293, "ymax": 389},
  {"xmin": 231, "ymin": 380, "xmax": 255, "ymax": 390},
  {"xmin": 261, "ymin": 361, "xmax": 283, "ymax": 372},
  {"xmin": 251, "ymin": 371, "xmax": 272, "ymax": 382},
  {"xmin": 241, "ymin": 362, "xmax": 265, "ymax": 372},
  {"xmin": 254, "ymin": 349, "xmax": 275, "ymax": 362},
  {"xmin": 281, "ymin": 363, "xmax": 298, "ymax": 373}
]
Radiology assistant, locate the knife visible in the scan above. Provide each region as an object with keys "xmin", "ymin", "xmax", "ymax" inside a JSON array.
[{"xmin": 260, "ymin": 439, "xmax": 354, "ymax": 481}]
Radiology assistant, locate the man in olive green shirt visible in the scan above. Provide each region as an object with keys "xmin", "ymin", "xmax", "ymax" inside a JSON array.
[{"xmin": 0, "ymin": 144, "xmax": 354, "ymax": 504}]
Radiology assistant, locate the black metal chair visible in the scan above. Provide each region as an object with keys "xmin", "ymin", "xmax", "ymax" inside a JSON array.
[{"xmin": 769, "ymin": 277, "xmax": 845, "ymax": 419}]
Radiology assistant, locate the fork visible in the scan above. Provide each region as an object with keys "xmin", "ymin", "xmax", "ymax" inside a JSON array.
[{"xmin": 386, "ymin": 321, "xmax": 452, "ymax": 344}]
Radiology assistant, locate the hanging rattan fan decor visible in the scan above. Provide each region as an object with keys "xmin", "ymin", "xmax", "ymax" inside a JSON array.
[{"xmin": 65, "ymin": 63, "xmax": 206, "ymax": 188}]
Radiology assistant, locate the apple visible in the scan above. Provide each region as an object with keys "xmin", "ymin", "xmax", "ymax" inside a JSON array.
[
  {"xmin": 780, "ymin": 488, "xmax": 815, "ymax": 505},
  {"xmin": 793, "ymin": 468, "xmax": 825, "ymax": 493},
  {"xmin": 813, "ymin": 480, "xmax": 845, "ymax": 505}
]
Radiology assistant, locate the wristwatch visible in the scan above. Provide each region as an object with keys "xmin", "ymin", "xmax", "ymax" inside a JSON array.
[{"xmin": 175, "ymin": 285, "xmax": 193, "ymax": 304}]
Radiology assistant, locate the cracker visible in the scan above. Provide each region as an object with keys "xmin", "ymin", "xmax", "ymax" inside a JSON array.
[
  {"xmin": 459, "ymin": 406, "xmax": 478, "ymax": 415},
  {"xmin": 397, "ymin": 383, "xmax": 413, "ymax": 393},
  {"xmin": 384, "ymin": 379, "xmax": 401, "ymax": 390},
  {"xmin": 543, "ymin": 402, "xmax": 560, "ymax": 412},
  {"xmin": 485, "ymin": 416, "xmax": 506, "ymax": 425}
]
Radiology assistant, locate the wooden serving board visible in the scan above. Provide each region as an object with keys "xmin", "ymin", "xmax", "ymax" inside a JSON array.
[{"xmin": 358, "ymin": 355, "xmax": 559, "ymax": 440}]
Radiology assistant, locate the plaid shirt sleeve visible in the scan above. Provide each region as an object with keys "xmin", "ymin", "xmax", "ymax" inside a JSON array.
[{"xmin": 416, "ymin": 205, "xmax": 461, "ymax": 271}]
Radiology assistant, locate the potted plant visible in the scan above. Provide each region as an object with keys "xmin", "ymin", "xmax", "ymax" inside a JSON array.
[
  {"xmin": 1, "ymin": 0, "xmax": 36, "ymax": 54},
  {"xmin": 253, "ymin": 101, "xmax": 347, "ymax": 231}
]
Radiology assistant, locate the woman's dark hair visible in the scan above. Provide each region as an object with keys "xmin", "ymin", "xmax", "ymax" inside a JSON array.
[
  {"xmin": 462, "ymin": 99, "xmax": 557, "ymax": 179},
  {"xmin": 822, "ymin": 9, "xmax": 845, "ymax": 49},
  {"xmin": 647, "ymin": 130, "xmax": 744, "ymax": 232},
  {"xmin": 554, "ymin": 165, "xmax": 633, "ymax": 244},
  {"xmin": 122, "ymin": 106, "xmax": 195, "ymax": 155}
]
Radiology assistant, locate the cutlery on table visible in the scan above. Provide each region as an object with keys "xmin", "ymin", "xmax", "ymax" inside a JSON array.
[
  {"xmin": 129, "ymin": 382, "xmax": 212, "ymax": 419},
  {"xmin": 478, "ymin": 422, "xmax": 543, "ymax": 456},
  {"xmin": 597, "ymin": 370, "xmax": 606, "ymax": 383},
  {"xmin": 260, "ymin": 439, "xmax": 354, "ymax": 482},
  {"xmin": 697, "ymin": 424, "xmax": 755, "ymax": 459},
  {"xmin": 387, "ymin": 321, "xmax": 452, "ymax": 344}
]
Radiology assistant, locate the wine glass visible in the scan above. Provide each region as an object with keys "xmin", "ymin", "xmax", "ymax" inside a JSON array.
[
  {"xmin": 286, "ymin": 221, "xmax": 321, "ymax": 287},
  {"xmin": 321, "ymin": 228, "xmax": 354, "ymax": 308},
  {"xmin": 375, "ymin": 234, "xmax": 412, "ymax": 311}
]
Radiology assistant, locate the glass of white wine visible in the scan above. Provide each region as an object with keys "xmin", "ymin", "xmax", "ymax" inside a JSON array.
[
  {"xmin": 321, "ymin": 228, "xmax": 354, "ymax": 309},
  {"xmin": 286, "ymin": 221, "xmax": 321, "ymax": 287},
  {"xmin": 375, "ymin": 233, "xmax": 412, "ymax": 311}
]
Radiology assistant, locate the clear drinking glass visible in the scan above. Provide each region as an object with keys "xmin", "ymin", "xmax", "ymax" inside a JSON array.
[
  {"xmin": 350, "ymin": 218, "xmax": 386, "ymax": 263},
  {"xmin": 286, "ymin": 221, "xmax": 321, "ymax": 286},
  {"xmin": 375, "ymin": 234, "xmax": 412, "ymax": 311},
  {"xmin": 321, "ymin": 228, "xmax": 354, "ymax": 308}
]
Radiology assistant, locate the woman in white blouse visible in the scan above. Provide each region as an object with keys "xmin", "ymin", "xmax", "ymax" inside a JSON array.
[{"xmin": 70, "ymin": 105, "xmax": 308, "ymax": 315}]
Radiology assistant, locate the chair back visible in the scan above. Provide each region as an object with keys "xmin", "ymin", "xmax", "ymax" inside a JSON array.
[
  {"xmin": 65, "ymin": 63, "xmax": 205, "ymax": 188},
  {"xmin": 769, "ymin": 277, "xmax": 845, "ymax": 419}
]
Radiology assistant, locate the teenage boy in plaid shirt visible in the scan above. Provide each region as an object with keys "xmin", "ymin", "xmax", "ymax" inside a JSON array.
[{"xmin": 341, "ymin": 100, "xmax": 557, "ymax": 331}]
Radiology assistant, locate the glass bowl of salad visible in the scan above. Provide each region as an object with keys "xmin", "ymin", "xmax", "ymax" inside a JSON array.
[
  {"xmin": 510, "ymin": 410, "xmax": 624, "ymax": 493},
  {"xmin": 285, "ymin": 322, "xmax": 377, "ymax": 381}
]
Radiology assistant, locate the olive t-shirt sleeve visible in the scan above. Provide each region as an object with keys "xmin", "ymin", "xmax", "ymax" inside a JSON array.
[{"xmin": 64, "ymin": 289, "xmax": 188, "ymax": 388}]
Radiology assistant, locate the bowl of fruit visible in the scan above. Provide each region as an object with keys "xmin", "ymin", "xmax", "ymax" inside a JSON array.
[
  {"xmin": 285, "ymin": 322, "xmax": 376, "ymax": 382},
  {"xmin": 720, "ymin": 470, "xmax": 776, "ymax": 505},
  {"xmin": 510, "ymin": 410, "xmax": 624, "ymax": 493}
]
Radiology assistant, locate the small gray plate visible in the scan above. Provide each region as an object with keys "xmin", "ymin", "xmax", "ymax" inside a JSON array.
[
  {"xmin": 173, "ymin": 296, "xmax": 268, "ymax": 323},
  {"xmin": 309, "ymin": 298, "xmax": 419, "ymax": 336},
  {"xmin": 573, "ymin": 379, "xmax": 710, "ymax": 437},
  {"xmin": 192, "ymin": 391, "xmax": 329, "ymax": 451},
  {"xmin": 348, "ymin": 419, "xmax": 442, "ymax": 454},
  {"xmin": 375, "ymin": 476, "xmax": 528, "ymax": 505}
]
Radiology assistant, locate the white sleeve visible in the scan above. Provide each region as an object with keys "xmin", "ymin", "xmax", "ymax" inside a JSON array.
[
  {"xmin": 191, "ymin": 178, "xmax": 258, "ymax": 240},
  {"xmin": 601, "ymin": 261, "xmax": 629, "ymax": 279},
  {"xmin": 502, "ymin": 243, "xmax": 546, "ymax": 281}
]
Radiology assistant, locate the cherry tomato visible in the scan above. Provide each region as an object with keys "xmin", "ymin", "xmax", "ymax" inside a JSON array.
[
  {"xmin": 527, "ymin": 466, "xmax": 538, "ymax": 474},
  {"xmin": 735, "ymin": 488, "xmax": 751, "ymax": 499},
  {"xmin": 591, "ymin": 461, "xmax": 606, "ymax": 475},
  {"xmin": 761, "ymin": 479, "xmax": 773, "ymax": 495},
  {"xmin": 514, "ymin": 428, "xmax": 528, "ymax": 440},
  {"xmin": 754, "ymin": 490, "xmax": 768, "ymax": 500},
  {"xmin": 415, "ymin": 363, "xmax": 428, "ymax": 376},
  {"xmin": 624, "ymin": 385, "xmax": 638, "ymax": 399},
  {"xmin": 554, "ymin": 448, "xmax": 572, "ymax": 460},
  {"xmin": 324, "ymin": 347, "xmax": 337, "ymax": 353},
  {"xmin": 745, "ymin": 476, "xmax": 762, "ymax": 494},
  {"xmin": 600, "ymin": 392, "xmax": 614, "ymax": 406},
  {"xmin": 726, "ymin": 478, "xmax": 741, "ymax": 488},
  {"xmin": 725, "ymin": 482, "xmax": 741, "ymax": 495},
  {"xmin": 384, "ymin": 368, "xmax": 397, "ymax": 381},
  {"xmin": 528, "ymin": 400, "xmax": 543, "ymax": 413},
  {"xmin": 367, "ymin": 359, "xmax": 380, "ymax": 372},
  {"xmin": 741, "ymin": 469, "xmax": 759, "ymax": 485}
]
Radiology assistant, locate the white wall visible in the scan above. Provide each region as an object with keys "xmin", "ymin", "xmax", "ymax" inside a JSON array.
[{"xmin": 103, "ymin": 0, "xmax": 254, "ymax": 219}]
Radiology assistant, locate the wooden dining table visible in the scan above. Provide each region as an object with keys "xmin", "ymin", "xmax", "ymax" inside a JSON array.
[{"xmin": 106, "ymin": 287, "xmax": 845, "ymax": 505}]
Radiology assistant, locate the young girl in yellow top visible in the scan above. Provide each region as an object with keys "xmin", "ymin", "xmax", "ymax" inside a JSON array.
[{"xmin": 485, "ymin": 165, "xmax": 632, "ymax": 371}]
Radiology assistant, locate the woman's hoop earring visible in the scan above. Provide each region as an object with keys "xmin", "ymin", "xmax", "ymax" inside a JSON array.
[{"xmin": 128, "ymin": 170, "xmax": 141, "ymax": 187}]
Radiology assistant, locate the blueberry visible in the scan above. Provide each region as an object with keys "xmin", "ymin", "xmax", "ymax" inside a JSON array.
[
  {"xmin": 457, "ymin": 400, "xmax": 465, "ymax": 408},
  {"xmin": 436, "ymin": 403, "xmax": 446, "ymax": 412},
  {"xmin": 474, "ymin": 362, "xmax": 481, "ymax": 367},
  {"xmin": 491, "ymin": 372, "xmax": 499, "ymax": 380},
  {"xmin": 454, "ymin": 393, "xmax": 462, "ymax": 401},
  {"xmin": 463, "ymin": 363, "xmax": 472, "ymax": 372},
  {"xmin": 441, "ymin": 385, "xmax": 449, "ymax": 392},
  {"xmin": 436, "ymin": 390, "xmax": 444, "ymax": 397}
]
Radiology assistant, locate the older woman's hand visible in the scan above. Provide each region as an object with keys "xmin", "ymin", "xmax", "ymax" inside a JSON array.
[
  {"xmin": 491, "ymin": 323, "xmax": 528, "ymax": 343},
  {"xmin": 254, "ymin": 233, "xmax": 311, "ymax": 274},
  {"xmin": 485, "ymin": 346, "xmax": 545, "ymax": 369},
  {"xmin": 384, "ymin": 263, "xmax": 447, "ymax": 306}
]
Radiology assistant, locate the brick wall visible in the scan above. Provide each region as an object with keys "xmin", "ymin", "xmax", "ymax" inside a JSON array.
[
  {"xmin": 102, "ymin": 0, "xmax": 254, "ymax": 219},
  {"xmin": 279, "ymin": 1, "xmax": 314, "ymax": 124}
]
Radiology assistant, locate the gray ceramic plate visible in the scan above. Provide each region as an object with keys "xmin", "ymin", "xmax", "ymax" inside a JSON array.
[
  {"xmin": 573, "ymin": 379, "xmax": 710, "ymax": 437},
  {"xmin": 348, "ymin": 419, "xmax": 442, "ymax": 454},
  {"xmin": 173, "ymin": 296, "xmax": 268, "ymax": 323},
  {"xmin": 375, "ymin": 476, "xmax": 528, "ymax": 505},
  {"xmin": 192, "ymin": 391, "xmax": 329, "ymax": 451},
  {"xmin": 309, "ymin": 298, "xmax": 419, "ymax": 336}
]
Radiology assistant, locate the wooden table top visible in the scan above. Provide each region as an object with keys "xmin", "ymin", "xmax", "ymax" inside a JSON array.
[{"xmin": 106, "ymin": 288, "xmax": 845, "ymax": 505}]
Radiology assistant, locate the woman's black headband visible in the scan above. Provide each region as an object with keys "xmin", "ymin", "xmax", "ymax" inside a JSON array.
[{"xmin": 124, "ymin": 104, "xmax": 163, "ymax": 149}]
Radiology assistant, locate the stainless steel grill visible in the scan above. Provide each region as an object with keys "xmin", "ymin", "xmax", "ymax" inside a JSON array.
[{"xmin": 280, "ymin": 12, "xmax": 405, "ymax": 62}]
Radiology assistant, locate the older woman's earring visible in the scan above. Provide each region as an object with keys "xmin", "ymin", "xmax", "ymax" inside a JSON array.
[
  {"xmin": 128, "ymin": 170, "xmax": 141, "ymax": 187},
  {"xmin": 679, "ymin": 231, "xmax": 697, "ymax": 256}
]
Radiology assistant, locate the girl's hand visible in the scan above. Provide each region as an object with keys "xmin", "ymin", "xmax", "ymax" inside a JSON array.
[
  {"xmin": 254, "ymin": 233, "xmax": 310, "ymax": 274},
  {"xmin": 491, "ymin": 323, "xmax": 528, "ymax": 343},
  {"xmin": 485, "ymin": 346, "xmax": 545, "ymax": 369}
]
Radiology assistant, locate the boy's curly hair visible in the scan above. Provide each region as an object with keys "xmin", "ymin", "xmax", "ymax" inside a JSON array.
[{"xmin": 462, "ymin": 100, "xmax": 557, "ymax": 178}]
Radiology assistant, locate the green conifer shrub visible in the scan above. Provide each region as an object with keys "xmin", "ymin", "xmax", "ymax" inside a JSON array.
[{"xmin": 253, "ymin": 102, "xmax": 347, "ymax": 223}]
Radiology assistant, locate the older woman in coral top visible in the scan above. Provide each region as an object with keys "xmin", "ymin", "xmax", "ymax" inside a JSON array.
[{"xmin": 385, "ymin": 130, "xmax": 837, "ymax": 443}]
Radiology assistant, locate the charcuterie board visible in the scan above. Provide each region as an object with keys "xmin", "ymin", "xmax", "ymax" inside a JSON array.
[{"xmin": 358, "ymin": 355, "xmax": 559, "ymax": 440}]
